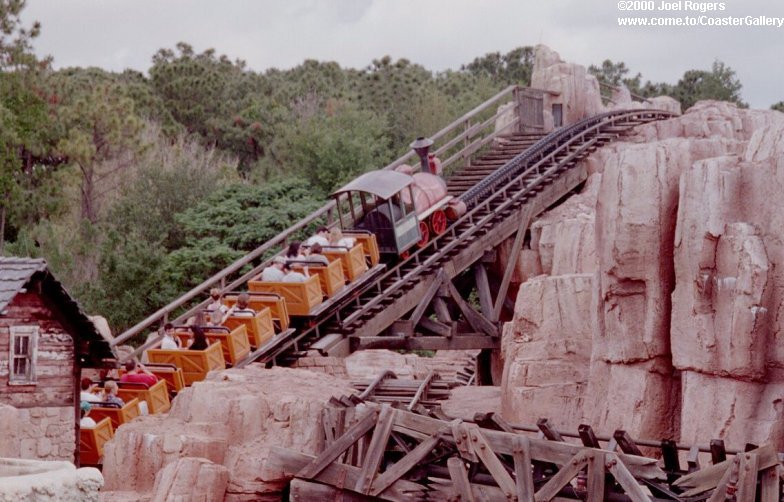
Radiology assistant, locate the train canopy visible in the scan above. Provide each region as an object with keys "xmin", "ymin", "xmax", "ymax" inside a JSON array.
[{"xmin": 331, "ymin": 170, "xmax": 414, "ymax": 200}]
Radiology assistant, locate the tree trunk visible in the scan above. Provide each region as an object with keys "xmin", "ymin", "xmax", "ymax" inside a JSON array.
[{"xmin": 0, "ymin": 204, "xmax": 5, "ymax": 254}]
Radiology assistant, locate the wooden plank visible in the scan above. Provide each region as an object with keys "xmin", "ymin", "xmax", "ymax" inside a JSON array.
[
  {"xmin": 447, "ymin": 457, "xmax": 476, "ymax": 502},
  {"xmin": 266, "ymin": 446, "xmax": 428, "ymax": 500},
  {"xmin": 408, "ymin": 270, "xmax": 444, "ymax": 326},
  {"xmin": 473, "ymin": 264, "xmax": 494, "ymax": 318},
  {"xmin": 513, "ymin": 436, "xmax": 535, "ymax": 502},
  {"xmin": 759, "ymin": 464, "xmax": 780, "ymax": 502},
  {"xmin": 735, "ymin": 452, "xmax": 759, "ymax": 502},
  {"xmin": 297, "ymin": 409, "xmax": 379, "ymax": 479},
  {"xmin": 468, "ymin": 426, "xmax": 516, "ymax": 498},
  {"xmin": 675, "ymin": 444, "xmax": 778, "ymax": 494},
  {"xmin": 407, "ymin": 370, "xmax": 436, "ymax": 412},
  {"xmin": 370, "ymin": 427, "xmax": 445, "ymax": 496},
  {"xmin": 353, "ymin": 334, "xmax": 499, "ymax": 351},
  {"xmin": 354, "ymin": 405, "xmax": 396, "ymax": 494},
  {"xmin": 534, "ymin": 451, "xmax": 588, "ymax": 502},
  {"xmin": 606, "ymin": 453, "xmax": 651, "ymax": 502},
  {"xmin": 432, "ymin": 297, "xmax": 453, "ymax": 324},
  {"xmin": 418, "ymin": 317, "xmax": 452, "ymax": 337},
  {"xmin": 445, "ymin": 279, "xmax": 497, "ymax": 337},
  {"xmin": 491, "ymin": 204, "xmax": 533, "ymax": 321},
  {"xmin": 586, "ymin": 451, "xmax": 605, "ymax": 502},
  {"xmin": 452, "ymin": 421, "xmax": 479, "ymax": 463},
  {"xmin": 290, "ymin": 478, "xmax": 368, "ymax": 501},
  {"xmin": 705, "ymin": 459, "xmax": 735, "ymax": 502}
]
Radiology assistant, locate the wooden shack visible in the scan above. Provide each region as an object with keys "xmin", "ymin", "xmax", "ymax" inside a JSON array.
[{"xmin": 0, "ymin": 257, "xmax": 113, "ymax": 463}]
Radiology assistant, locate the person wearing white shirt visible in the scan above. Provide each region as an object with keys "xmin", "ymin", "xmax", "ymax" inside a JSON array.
[
  {"xmin": 329, "ymin": 227, "xmax": 355, "ymax": 249},
  {"xmin": 160, "ymin": 323, "xmax": 181, "ymax": 350},
  {"xmin": 80, "ymin": 378, "xmax": 102, "ymax": 403},
  {"xmin": 282, "ymin": 263, "xmax": 308, "ymax": 283},
  {"xmin": 79, "ymin": 401, "xmax": 97, "ymax": 428},
  {"xmin": 260, "ymin": 256, "xmax": 286, "ymax": 281},
  {"xmin": 305, "ymin": 226, "xmax": 330, "ymax": 247}
]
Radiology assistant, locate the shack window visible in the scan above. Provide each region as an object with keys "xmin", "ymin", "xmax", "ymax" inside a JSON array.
[{"xmin": 9, "ymin": 326, "xmax": 38, "ymax": 384}]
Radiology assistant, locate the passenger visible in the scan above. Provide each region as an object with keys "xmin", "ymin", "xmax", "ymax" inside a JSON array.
[
  {"xmin": 260, "ymin": 256, "xmax": 286, "ymax": 281},
  {"xmin": 120, "ymin": 360, "xmax": 159, "ymax": 387},
  {"xmin": 307, "ymin": 243, "xmax": 330, "ymax": 266},
  {"xmin": 285, "ymin": 241, "xmax": 302, "ymax": 261},
  {"xmin": 160, "ymin": 323, "xmax": 181, "ymax": 350},
  {"xmin": 282, "ymin": 263, "xmax": 308, "ymax": 283},
  {"xmin": 305, "ymin": 226, "xmax": 330, "ymax": 247},
  {"xmin": 80, "ymin": 378, "xmax": 102, "ymax": 403},
  {"xmin": 188, "ymin": 325, "xmax": 210, "ymax": 351},
  {"xmin": 101, "ymin": 380, "xmax": 125, "ymax": 407},
  {"xmin": 79, "ymin": 401, "xmax": 97, "ymax": 428},
  {"xmin": 228, "ymin": 292, "xmax": 256, "ymax": 317},
  {"xmin": 205, "ymin": 288, "xmax": 228, "ymax": 320},
  {"xmin": 297, "ymin": 244, "xmax": 312, "ymax": 261},
  {"xmin": 329, "ymin": 227, "xmax": 355, "ymax": 249}
]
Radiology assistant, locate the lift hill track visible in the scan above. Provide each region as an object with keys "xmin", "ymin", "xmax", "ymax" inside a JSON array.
[{"xmin": 111, "ymin": 85, "xmax": 674, "ymax": 365}]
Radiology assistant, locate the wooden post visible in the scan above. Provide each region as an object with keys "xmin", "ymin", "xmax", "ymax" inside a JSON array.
[
  {"xmin": 513, "ymin": 436, "xmax": 534, "ymax": 502},
  {"xmin": 492, "ymin": 204, "xmax": 533, "ymax": 321},
  {"xmin": 448, "ymin": 456, "xmax": 476, "ymax": 502},
  {"xmin": 473, "ymin": 263, "xmax": 494, "ymax": 319},
  {"xmin": 354, "ymin": 405, "xmax": 396, "ymax": 494},
  {"xmin": 586, "ymin": 451, "xmax": 606, "ymax": 502}
]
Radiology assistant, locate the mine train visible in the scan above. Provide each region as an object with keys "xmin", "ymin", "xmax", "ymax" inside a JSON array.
[{"xmin": 331, "ymin": 153, "xmax": 466, "ymax": 256}]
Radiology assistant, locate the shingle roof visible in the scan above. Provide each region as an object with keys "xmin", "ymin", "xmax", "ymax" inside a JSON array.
[
  {"xmin": 0, "ymin": 256, "xmax": 114, "ymax": 363},
  {"xmin": 0, "ymin": 256, "xmax": 48, "ymax": 312}
]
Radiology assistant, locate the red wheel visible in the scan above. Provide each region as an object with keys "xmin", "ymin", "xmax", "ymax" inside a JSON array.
[
  {"xmin": 416, "ymin": 221, "xmax": 430, "ymax": 248},
  {"xmin": 430, "ymin": 210, "xmax": 447, "ymax": 235}
]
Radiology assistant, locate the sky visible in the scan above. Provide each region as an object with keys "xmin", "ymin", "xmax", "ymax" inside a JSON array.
[{"xmin": 21, "ymin": 0, "xmax": 784, "ymax": 108}]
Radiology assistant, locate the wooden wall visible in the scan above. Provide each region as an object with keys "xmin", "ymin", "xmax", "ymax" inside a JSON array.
[{"xmin": 0, "ymin": 287, "xmax": 76, "ymax": 409}]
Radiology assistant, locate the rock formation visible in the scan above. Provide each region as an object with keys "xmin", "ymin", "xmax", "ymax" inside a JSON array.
[
  {"xmin": 100, "ymin": 366, "xmax": 355, "ymax": 501},
  {"xmin": 0, "ymin": 458, "xmax": 102, "ymax": 501},
  {"xmin": 500, "ymin": 45, "xmax": 784, "ymax": 450}
]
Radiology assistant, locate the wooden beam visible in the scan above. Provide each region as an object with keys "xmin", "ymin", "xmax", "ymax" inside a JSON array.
[
  {"xmin": 735, "ymin": 452, "xmax": 759, "ymax": 502},
  {"xmin": 419, "ymin": 317, "xmax": 452, "ymax": 337},
  {"xmin": 290, "ymin": 478, "xmax": 368, "ymax": 501},
  {"xmin": 468, "ymin": 426, "xmax": 516, "ymax": 498},
  {"xmin": 513, "ymin": 436, "xmax": 535, "ymax": 502},
  {"xmin": 446, "ymin": 278, "xmax": 497, "ymax": 337},
  {"xmin": 492, "ymin": 204, "xmax": 533, "ymax": 321},
  {"xmin": 407, "ymin": 370, "xmax": 436, "ymax": 412},
  {"xmin": 605, "ymin": 453, "xmax": 651, "ymax": 502},
  {"xmin": 705, "ymin": 460, "xmax": 735, "ymax": 502},
  {"xmin": 432, "ymin": 297, "xmax": 453, "ymax": 324},
  {"xmin": 759, "ymin": 464, "xmax": 780, "ymax": 502},
  {"xmin": 473, "ymin": 263, "xmax": 494, "ymax": 318},
  {"xmin": 354, "ymin": 405, "xmax": 396, "ymax": 494},
  {"xmin": 447, "ymin": 457, "xmax": 476, "ymax": 502},
  {"xmin": 297, "ymin": 409, "xmax": 379, "ymax": 479},
  {"xmin": 587, "ymin": 451, "xmax": 606, "ymax": 502},
  {"xmin": 352, "ymin": 334, "xmax": 499, "ymax": 351},
  {"xmin": 370, "ymin": 427, "xmax": 446, "ymax": 496},
  {"xmin": 534, "ymin": 450, "xmax": 588, "ymax": 501},
  {"xmin": 267, "ymin": 446, "xmax": 428, "ymax": 500},
  {"xmin": 408, "ymin": 270, "xmax": 445, "ymax": 326}
]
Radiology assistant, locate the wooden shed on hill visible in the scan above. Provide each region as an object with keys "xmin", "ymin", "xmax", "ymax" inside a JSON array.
[{"xmin": 0, "ymin": 256, "xmax": 113, "ymax": 462}]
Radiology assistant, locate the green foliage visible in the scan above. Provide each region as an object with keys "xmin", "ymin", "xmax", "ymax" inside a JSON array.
[
  {"xmin": 463, "ymin": 46, "xmax": 535, "ymax": 86},
  {"xmin": 276, "ymin": 102, "xmax": 392, "ymax": 194},
  {"xmin": 670, "ymin": 61, "xmax": 746, "ymax": 110},
  {"xmin": 176, "ymin": 179, "xmax": 323, "ymax": 250},
  {"xmin": 772, "ymin": 102, "xmax": 784, "ymax": 113}
]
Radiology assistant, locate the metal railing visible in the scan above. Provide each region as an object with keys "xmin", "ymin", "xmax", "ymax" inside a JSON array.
[{"xmin": 112, "ymin": 84, "xmax": 539, "ymax": 351}]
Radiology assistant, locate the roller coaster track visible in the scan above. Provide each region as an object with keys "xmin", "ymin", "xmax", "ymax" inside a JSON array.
[
  {"xmin": 249, "ymin": 108, "xmax": 675, "ymax": 362},
  {"xmin": 112, "ymin": 83, "xmax": 674, "ymax": 365},
  {"xmin": 323, "ymin": 109, "xmax": 676, "ymax": 352}
]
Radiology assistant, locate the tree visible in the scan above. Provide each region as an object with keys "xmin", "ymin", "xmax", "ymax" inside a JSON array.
[
  {"xmin": 670, "ymin": 61, "xmax": 746, "ymax": 110},
  {"xmin": 53, "ymin": 69, "xmax": 145, "ymax": 224},
  {"xmin": 277, "ymin": 102, "xmax": 392, "ymax": 194},
  {"xmin": 463, "ymin": 46, "xmax": 535, "ymax": 86},
  {"xmin": 771, "ymin": 102, "xmax": 784, "ymax": 113}
]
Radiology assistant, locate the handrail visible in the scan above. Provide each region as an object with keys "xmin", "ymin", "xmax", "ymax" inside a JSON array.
[{"xmin": 112, "ymin": 84, "xmax": 533, "ymax": 350}]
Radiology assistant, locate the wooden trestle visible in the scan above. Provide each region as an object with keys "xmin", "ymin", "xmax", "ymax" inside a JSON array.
[{"xmin": 270, "ymin": 401, "xmax": 783, "ymax": 501}]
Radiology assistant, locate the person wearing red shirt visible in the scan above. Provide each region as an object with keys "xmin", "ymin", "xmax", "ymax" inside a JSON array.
[{"xmin": 120, "ymin": 360, "xmax": 159, "ymax": 387}]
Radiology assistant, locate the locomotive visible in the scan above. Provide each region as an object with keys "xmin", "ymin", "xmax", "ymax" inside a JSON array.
[{"xmin": 331, "ymin": 138, "xmax": 466, "ymax": 257}]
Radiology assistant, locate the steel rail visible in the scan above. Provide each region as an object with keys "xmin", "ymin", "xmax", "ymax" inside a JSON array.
[
  {"xmin": 245, "ymin": 109, "xmax": 673, "ymax": 364},
  {"xmin": 339, "ymin": 109, "xmax": 674, "ymax": 329}
]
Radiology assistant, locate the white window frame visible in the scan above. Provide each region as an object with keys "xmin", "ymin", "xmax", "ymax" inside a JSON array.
[{"xmin": 8, "ymin": 325, "xmax": 39, "ymax": 385}]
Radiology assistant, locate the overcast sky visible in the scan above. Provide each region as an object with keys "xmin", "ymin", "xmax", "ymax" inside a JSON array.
[{"xmin": 21, "ymin": 0, "xmax": 784, "ymax": 108}]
